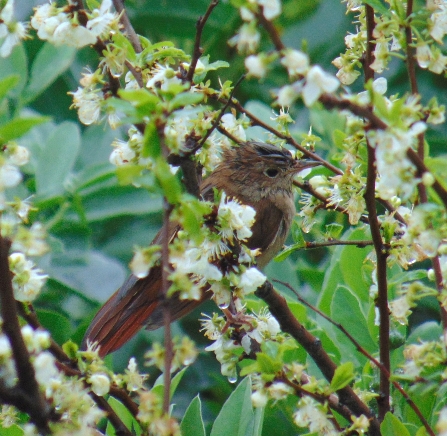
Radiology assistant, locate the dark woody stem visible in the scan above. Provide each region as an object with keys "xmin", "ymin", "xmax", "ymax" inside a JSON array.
[
  {"xmin": 364, "ymin": 4, "xmax": 390, "ymax": 420},
  {"xmin": 0, "ymin": 236, "xmax": 52, "ymax": 434},
  {"xmin": 112, "ymin": 0, "xmax": 143, "ymax": 53},
  {"xmin": 404, "ymin": 0, "xmax": 447, "ymax": 347},
  {"xmin": 186, "ymin": 0, "xmax": 220, "ymax": 83},
  {"xmin": 255, "ymin": 281, "xmax": 381, "ymax": 436},
  {"xmin": 274, "ymin": 279, "xmax": 435, "ymax": 436}
]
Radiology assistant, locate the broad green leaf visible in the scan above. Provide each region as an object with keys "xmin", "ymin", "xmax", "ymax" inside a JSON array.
[
  {"xmin": 168, "ymin": 92, "xmax": 203, "ymax": 111},
  {"xmin": 115, "ymin": 164, "xmax": 145, "ymax": 185},
  {"xmin": 330, "ymin": 361, "xmax": 354, "ymax": 391},
  {"xmin": 24, "ymin": 43, "xmax": 76, "ymax": 104},
  {"xmin": 152, "ymin": 367, "xmax": 188, "ymax": 399},
  {"xmin": 380, "ymin": 412, "xmax": 411, "ymax": 436},
  {"xmin": 142, "ymin": 121, "xmax": 161, "ymax": 158},
  {"xmin": 69, "ymin": 186, "xmax": 162, "ymax": 222},
  {"xmin": 35, "ymin": 121, "xmax": 80, "ymax": 199},
  {"xmin": 0, "ymin": 116, "xmax": 50, "ymax": 142},
  {"xmin": 363, "ymin": 0, "xmax": 390, "ymax": 16},
  {"xmin": 154, "ymin": 156, "xmax": 182, "ymax": 204},
  {"xmin": 331, "ymin": 285, "xmax": 376, "ymax": 353},
  {"xmin": 118, "ymin": 88, "xmax": 160, "ymax": 108},
  {"xmin": 0, "ymin": 44, "xmax": 27, "ymax": 98},
  {"xmin": 181, "ymin": 395, "xmax": 206, "ymax": 436},
  {"xmin": 0, "ymin": 425, "xmax": 24, "ymax": 435},
  {"xmin": 319, "ymin": 228, "xmax": 371, "ymax": 313},
  {"xmin": 0, "ymin": 75, "xmax": 19, "ymax": 102},
  {"xmin": 36, "ymin": 309, "xmax": 72, "ymax": 345},
  {"xmin": 210, "ymin": 377, "xmax": 254, "ymax": 436},
  {"xmin": 106, "ymin": 397, "xmax": 142, "ymax": 436}
]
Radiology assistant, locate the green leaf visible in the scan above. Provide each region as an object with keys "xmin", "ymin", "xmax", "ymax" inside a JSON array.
[
  {"xmin": 331, "ymin": 285, "xmax": 376, "ymax": 353},
  {"xmin": 210, "ymin": 377, "xmax": 254, "ymax": 436},
  {"xmin": 0, "ymin": 116, "xmax": 50, "ymax": 142},
  {"xmin": 181, "ymin": 395, "xmax": 206, "ymax": 436},
  {"xmin": 168, "ymin": 92, "xmax": 204, "ymax": 111},
  {"xmin": 115, "ymin": 164, "xmax": 145, "ymax": 185},
  {"xmin": 36, "ymin": 309, "xmax": 72, "ymax": 345},
  {"xmin": 35, "ymin": 121, "xmax": 80, "ymax": 199},
  {"xmin": 86, "ymin": 0, "xmax": 100, "ymax": 9},
  {"xmin": 24, "ymin": 43, "xmax": 76, "ymax": 104},
  {"xmin": 154, "ymin": 156, "xmax": 182, "ymax": 204},
  {"xmin": 330, "ymin": 361, "xmax": 354, "ymax": 391},
  {"xmin": 0, "ymin": 75, "xmax": 19, "ymax": 102},
  {"xmin": 142, "ymin": 121, "xmax": 161, "ymax": 158},
  {"xmin": 380, "ymin": 412, "xmax": 411, "ymax": 436},
  {"xmin": 106, "ymin": 397, "xmax": 142, "ymax": 436},
  {"xmin": 0, "ymin": 43, "xmax": 28, "ymax": 98},
  {"xmin": 0, "ymin": 425, "xmax": 24, "ymax": 435},
  {"xmin": 152, "ymin": 367, "xmax": 189, "ymax": 399},
  {"xmin": 363, "ymin": 0, "xmax": 390, "ymax": 15},
  {"xmin": 118, "ymin": 88, "xmax": 160, "ymax": 109}
]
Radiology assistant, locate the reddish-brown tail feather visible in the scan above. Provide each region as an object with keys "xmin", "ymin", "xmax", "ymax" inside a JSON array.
[{"xmin": 82, "ymin": 264, "xmax": 211, "ymax": 357}]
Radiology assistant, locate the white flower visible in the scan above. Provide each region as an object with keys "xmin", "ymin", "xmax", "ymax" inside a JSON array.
[
  {"xmin": 89, "ymin": 373, "xmax": 111, "ymax": 396},
  {"xmin": 238, "ymin": 267, "xmax": 266, "ymax": 294},
  {"xmin": 268, "ymin": 381, "xmax": 293, "ymax": 400},
  {"xmin": 34, "ymin": 351, "xmax": 59, "ymax": 386},
  {"xmin": 302, "ymin": 66, "xmax": 339, "ymax": 107},
  {"xmin": 109, "ymin": 139, "xmax": 136, "ymax": 165},
  {"xmin": 0, "ymin": 163, "xmax": 21, "ymax": 188},
  {"xmin": 276, "ymin": 84, "xmax": 300, "ymax": 107},
  {"xmin": 390, "ymin": 296, "xmax": 412, "ymax": 325},
  {"xmin": 52, "ymin": 21, "xmax": 97, "ymax": 48},
  {"xmin": 71, "ymin": 87, "xmax": 102, "ymax": 125},
  {"xmin": 87, "ymin": 0, "xmax": 116, "ymax": 38},
  {"xmin": 9, "ymin": 252, "xmax": 48, "ymax": 302},
  {"xmin": 416, "ymin": 43, "xmax": 431, "ymax": 68},
  {"xmin": 228, "ymin": 23, "xmax": 260, "ymax": 53},
  {"xmin": 251, "ymin": 390, "xmax": 268, "ymax": 407},
  {"xmin": 437, "ymin": 407, "xmax": 447, "ymax": 436},
  {"xmin": 257, "ymin": 0, "xmax": 281, "ymax": 20},
  {"xmin": 218, "ymin": 193, "xmax": 256, "ymax": 241},
  {"xmin": 245, "ymin": 55, "xmax": 267, "ymax": 78},
  {"xmin": 9, "ymin": 145, "xmax": 29, "ymax": 166},
  {"xmin": 281, "ymin": 49, "xmax": 309, "ymax": 76},
  {"xmin": 147, "ymin": 64, "xmax": 182, "ymax": 91}
]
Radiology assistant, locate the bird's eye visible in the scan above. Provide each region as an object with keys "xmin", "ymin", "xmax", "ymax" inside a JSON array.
[{"xmin": 264, "ymin": 168, "xmax": 279, "ymax": 178}]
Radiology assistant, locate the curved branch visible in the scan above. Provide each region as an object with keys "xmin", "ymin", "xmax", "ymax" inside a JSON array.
[{"xmin": 255, "ymin": 280, "xmax": 381, "ymax": 436}]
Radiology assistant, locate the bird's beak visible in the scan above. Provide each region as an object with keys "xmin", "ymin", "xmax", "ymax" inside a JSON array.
[{"xmin": 295, "ymin": 159, "xmax": 321, "ymax": 170}]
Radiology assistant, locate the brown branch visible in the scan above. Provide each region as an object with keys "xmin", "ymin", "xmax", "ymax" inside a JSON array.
[
  {"xmin": 407, "ymin": 148, "xmax": 447, "ymax": 209},
  {"xmin": 92, "ymin": 393, "xmax": 133, "ymax": 436},
  {"xmin": 255, "ymin": 281, "xmax": 381, "ymax": 435},
  {"xmin": 365, "ymin": 143, "xmax": 390, "ymax": 420},
  {"xmin": 0, "ymin": 236, "xmax": 52, "ymax": 433},
  {"xmin": 186, "ymin": 0, "xmax": 220, "ymax": 83},
  {"xmin": 405, "ymin": 0, "xmax": 418, "ymax": 96},
  {"xmin": 303, "ymin": 239, "xmax": 373, "ymax": 249},
  {"xmin": 112, "ymin": 0, "xmax": 142, "ymax": 53},
  {"xmin": 257, "ymin": 10, "xmax": 285, "ymax": 52},
  {"xmin": 216, "ymin": 125, "xmax": 244, "ymax": 145},
  {"xmin": 161, "ymin": 199, "xmax": 173, "ymax": 414},
  {"xmin": 274, "ymin": 279, "xmax": 436, "ymax": 436},
  {"xmin": 125, "ymin": 60, "xmax": 144, "ymax": 88}
]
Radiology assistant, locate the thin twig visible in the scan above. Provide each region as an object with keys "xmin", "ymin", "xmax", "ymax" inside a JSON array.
[
  {"xmin": 186, "ymin": 0, "xmax": 220, "ymax": 82},
  {"xmin": 274, "ymin": 279, "xmax": 435, "ymax": 436},
  {"xmin": 0, "ymin": 236, "xmax": 51, "ymax": 433},
  {"xmin": 255, "ymin": 281, "xmax": 381, "ymax": 435},
  {"xmin": 92, "ymin": 393, "xmax": 133, "ymax": 436},
  {"xmin": 257, "ymin": 10, "xmax": 285, "ymax": 51},
  {"xmin": 303, "ymin": 239, "xmax": 373, "ymax": 249},
  {"xmin": 112, "ymin": 0, "xmax": 142, "ymax": 53},
  {"xmin": 161, "ymin": 198, "xmax": 173, "ymax": 414},
  {"xmin": 405, "ymin": 0, "xmax": 418, "ymax": 96}
]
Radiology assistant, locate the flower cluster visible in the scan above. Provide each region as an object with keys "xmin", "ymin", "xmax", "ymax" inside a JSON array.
[
  {"xmin": 31, "ymin": 0, "xmax": 117, "ymax": 49},
  {"xmin": 145, "ymin": 337, "xmax": 198, "ymax": 373},
  {"xmin": 0, "ymin": 0, "xmax": 28, "ymax": 57},
  {"xmin": 201, "ymin": 308, "xmax": 282, "ymax": 380},
  {"xmin": 275, "ymin": 52, "xmax": 339, "ymax": 107}
]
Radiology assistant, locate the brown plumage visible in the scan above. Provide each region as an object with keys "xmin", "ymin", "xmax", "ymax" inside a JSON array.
[{"xmin": 83, "ymin": 141, "xmax": 319, "ymax": 357}]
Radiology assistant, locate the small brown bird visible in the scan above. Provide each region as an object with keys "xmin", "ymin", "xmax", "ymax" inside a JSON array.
[{"xmin": 83, "ymin": 141, "xmax": 319, "ymax": 356}]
